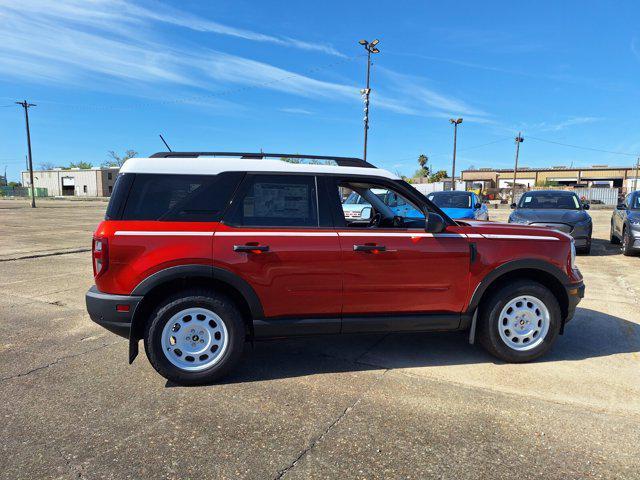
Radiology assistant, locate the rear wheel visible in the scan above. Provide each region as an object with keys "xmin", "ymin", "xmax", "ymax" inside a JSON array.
[
  {"xmin": 144, "ymin": 289, "xmax": 245, "ymax": 385},
  {"xmin": 478, "ymin": 280, "xmax": 561, "ymax": 363}
]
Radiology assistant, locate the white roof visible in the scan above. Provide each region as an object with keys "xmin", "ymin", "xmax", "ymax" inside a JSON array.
[{"xmin": 119, "ymin": 157, "xmax": 398, "ymax": 180}]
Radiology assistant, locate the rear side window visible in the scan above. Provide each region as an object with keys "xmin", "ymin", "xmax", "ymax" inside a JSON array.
[
  {"xmin": 105, "ymin": 173, "xmax": 133, "ymax": 220},
  {"xmin": 226, "ymin": 174, "xmax": 319, "ymax": 227},
  {"xmin": 120, "ymin": 172, "xmax": 243, "ymax": 221}
]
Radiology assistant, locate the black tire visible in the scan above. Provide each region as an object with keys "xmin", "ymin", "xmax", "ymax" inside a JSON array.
[
  {"xmin": 610, "ymin": 223, "xmax": 620, "ymax": 244},
  {"xmin": 622, "ymin": 227, "xmax": 634, "ymax": 256},
  {"xmin": 477, "ymin": 280, "xmax": 561, "ymax": 363},
  {"xmin": 577, "ymin": 237, "xmax": 591, "ymax": 255},
  {"xmin": 144, "ymin": 289, "xmax": 245, "ymax": 385}
]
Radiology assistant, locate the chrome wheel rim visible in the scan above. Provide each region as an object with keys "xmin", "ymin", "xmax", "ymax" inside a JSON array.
[
  {"xmin": 498, "ymin": 295, "xmax": 550, "ymax": 351},
  {"xmin": 160, "ymin": 307, "xmax": 228, "ymax": 371}
]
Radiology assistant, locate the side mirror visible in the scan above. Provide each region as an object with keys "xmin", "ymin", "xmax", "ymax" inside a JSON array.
[
  {"xmin": 360, "ymin": 206, "xmax": 372, "ymax": 220},
  {"xmin": 582, "ymin": 203, "xmax": 590, "ymax": 210},
  {"xmin": 616, "ymin": 203, "xmax": 627, "ymax": 210},
  {"xmin": 510, "ymin": 203, "xmax": 517, "ymax": 209},
  {"xmin": 474, "ymin": 203, "xmax": 482, "ymax": 209},
  {"xmin": 425, "ymin": 212, "xmax": 446, "ymax": 233}
]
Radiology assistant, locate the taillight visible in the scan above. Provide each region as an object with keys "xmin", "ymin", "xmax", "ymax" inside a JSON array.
[{"xmin": 92, "ymin": 237, "xmax": 109, "ymax": 277}]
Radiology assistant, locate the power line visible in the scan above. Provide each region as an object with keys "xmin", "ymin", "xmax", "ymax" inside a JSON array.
[{"xmin": 527, "ymin": 136, "xmax": 639, "ymax": 157}]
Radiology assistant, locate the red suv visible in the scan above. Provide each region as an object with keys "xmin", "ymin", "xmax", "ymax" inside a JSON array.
[{"xmin": 86, "ymin": 152, "xmax": 584, "ymax": 385}]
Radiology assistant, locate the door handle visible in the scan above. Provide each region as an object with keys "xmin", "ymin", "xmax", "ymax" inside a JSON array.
[
  {"xmin": 353, "ymin": 244, "xmax": 386, "ymax": 253},
  {"xmin": 233, "ymin": 244, "xmax": 269, "ymax": 253}
]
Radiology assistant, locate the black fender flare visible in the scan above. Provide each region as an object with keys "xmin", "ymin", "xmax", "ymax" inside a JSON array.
[
  {"xmin": 128, "ymin": 264, "xmax": 264, "ymax": 363},
  {"xmin": 465, "ymin": 258, "xmax": 571, "ymax": 320}
]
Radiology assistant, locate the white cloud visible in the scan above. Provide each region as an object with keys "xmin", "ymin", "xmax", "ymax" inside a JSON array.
[
  {"xmin": 0, "ymin": 0, "xmax": 487, "ymax": 121},
  {"xmin": 525, "ymin": 116, "xmax": 601, "ymax": 133},
  {"xmin": 280, "ymin": 108, "xmax": 313, "ymax": 115},
  {"xmin": 0, "ymin": 0, "xmax": 345, "ymax": 56}
]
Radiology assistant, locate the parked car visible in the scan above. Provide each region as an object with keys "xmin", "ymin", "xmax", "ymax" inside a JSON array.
[
  {"xmin": 426, "ymin": 191, "xmax": 489, "ymax": 221},
  {"xmin": 86, "ymin": 152, "xmax": 584, "ymax": 385},
  {"xmin": 610, "ymin": 190, "xmax": 640, "ymax": 255},
  {"xmin": 342, "ymin": 188, "xmax": 423, "ymax": 220},
  {"xmin": 509, "ymin": 190, "xmax": 592, "ymax": 254}
]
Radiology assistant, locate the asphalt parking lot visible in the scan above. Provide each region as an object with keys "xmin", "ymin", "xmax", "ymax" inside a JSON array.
[{"xmin": 1, "ymin": 199, "xmax": 639, "ymax": 480}]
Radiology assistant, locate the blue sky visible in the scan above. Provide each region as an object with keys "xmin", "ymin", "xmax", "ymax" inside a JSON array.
[{"xmin": 1, "ymin": 0, "xmax": 640, "ymax": 182}]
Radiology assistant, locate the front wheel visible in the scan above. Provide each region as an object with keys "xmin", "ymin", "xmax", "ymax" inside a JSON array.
[
  {"xmin": 477, "ymin": 280, "xmax": 561, "ymax": 363},
  {"xmin": 577, "ymin": 237, "xmax": 591, "ymax": 255},
  {"xmin": 144, "ymin": 289, "xmax": 245, "ymax": 385},
  {"xmin": 622, "ymin": 227, "xmax": 634, "ymax": 256},
  {"xmin": 610, "ymin": 222, "xmax": 620, "ymax": 244}
]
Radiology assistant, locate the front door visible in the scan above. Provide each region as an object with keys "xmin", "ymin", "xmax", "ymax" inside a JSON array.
[
  {"xmin": 214, "ymin": 173, "xmax": 342, "ymax": 332},
  {"xmin": 327, "ymin": 177, "xmax": 471, "ymax": 324}
]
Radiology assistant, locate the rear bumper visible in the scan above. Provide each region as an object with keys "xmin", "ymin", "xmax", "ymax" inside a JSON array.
[
  {"xmin": 85, "ymin": 286, "xmax": 142, "ymax": 338},
  {"xmin": 564, "ymin": 281, "xmax": 585, "ymax": 324}
]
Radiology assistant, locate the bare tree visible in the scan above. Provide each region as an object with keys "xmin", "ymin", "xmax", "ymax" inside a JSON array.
[
  {"xmin": 39, "ymin": 162, "xmax": 56, "ymax": 170},
  {"xmin": 103, "ymin": 149, "xmax": 137, "ymax": 168}
]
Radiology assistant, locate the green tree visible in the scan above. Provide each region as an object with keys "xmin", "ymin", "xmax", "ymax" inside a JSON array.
[
  {"xmin": 429, "ymin": 170, "xmax": 448, "ymax": 183},
  {"xmin": 413, "ymin": 154, "xmax": 430, "ymax": 178},
  {"xmin": 103, "ymin": 149, "xmax": 137, "ymax": 167},
  {"xmin": 69, "ymin": 161, "xmax": 93, "ymax": 169}
]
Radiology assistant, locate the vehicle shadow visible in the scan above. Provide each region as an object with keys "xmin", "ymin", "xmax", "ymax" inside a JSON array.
[
  {"xmin": 588, "ymin": 238, "xmax": 622, "ymax": 257},
  {"xmin": 163, "ymin": 307, "xmax": 640, "ymax": 387}
]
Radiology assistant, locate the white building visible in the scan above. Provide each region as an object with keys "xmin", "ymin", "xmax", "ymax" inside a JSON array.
[{"xmin": 21, "ymin": 167, "xmax": 119, "ymax": 197}]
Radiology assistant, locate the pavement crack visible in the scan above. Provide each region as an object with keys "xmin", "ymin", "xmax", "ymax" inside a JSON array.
[
  {"xmin": 0, "ymin": 248, "xmax": 91, "ymax": 262},
  {"xmin": 0, "ymin": 341, "xmax": 123, "ymax": 382},
  {"xmin": 273, "ymin": 368, "xmax": 389, "ymax": 480}
]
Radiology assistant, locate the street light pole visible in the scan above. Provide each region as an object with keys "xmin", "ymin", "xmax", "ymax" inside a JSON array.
[
  {"xmin": 359, "ymin": 39, "xmax": 380, "ymax": 162},
  {"xmin": 633, "ymin": 157, "xmax": 639, "ymax": 192},
  {"xmin": 16, "ymin": 100, "xmax": 37, "ymax": 208},
  {"xmin": 449, "ymin": 118, "xmax": 463, "ymax": 190},
  {"xmin": 511, "ymin": 133, "xmax": 525, "ymax": 205}
]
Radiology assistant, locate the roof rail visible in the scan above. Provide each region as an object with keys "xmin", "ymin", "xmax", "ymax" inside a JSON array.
[{"xmin": 149, "ymin": 152, "xmax": 376, "ymax": 168}]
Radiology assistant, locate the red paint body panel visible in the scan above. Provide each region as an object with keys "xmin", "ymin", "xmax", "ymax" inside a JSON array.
[
  {"xmin": 93, "ymin": 217, "xmax": 581, "ymax": 319},
  {"xmin": 212, "ymin": 225, "xmax": 342, "ymax": 318},
  {"xmin": 94, "ymin": 220, "xmax": 217, "ymax": 295},
  {"xmin": 337, "ymin": 227, "xmax": 470, "ymax": 314}
]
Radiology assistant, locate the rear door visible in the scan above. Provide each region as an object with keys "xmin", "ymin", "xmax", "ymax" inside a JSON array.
[
  {"xmin": 327, "ymin": 176, "xmax": 471, "ymax": 324},
  {"xmin": 214, "ymin": 173, "xmax": 342, "ymax": 330}
]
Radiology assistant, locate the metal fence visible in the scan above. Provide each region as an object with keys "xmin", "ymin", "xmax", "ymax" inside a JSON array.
[
  {"xmin": 0, "ymin": 186, "xmax": 48, "ymax": 197},
  {"xmin": 515, "ymin": 187, "xmax": 619, "ymax": 206}
]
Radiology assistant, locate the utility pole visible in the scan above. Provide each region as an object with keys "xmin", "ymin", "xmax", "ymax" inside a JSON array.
[
  {"xmin": 16, "ymin": 100, "xmax": 37, "ymax": 208},
  {"xmin": 511, "ymin": 133, "xmax": 525, "ymax": 204},
  {"xmin": 358, "ymin": 39, "xmax": 380, "ymax": 162},
  {"xmin": 634, "ymin": 157, "xmax": 639, "ymax": 192},
  {"xmin": 449, "ymin": 118, "xmax": 463, "ymax": 190}
]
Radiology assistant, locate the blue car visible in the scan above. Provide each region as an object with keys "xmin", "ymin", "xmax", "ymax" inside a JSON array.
[{"xmin": 426, "ymin": 191, "xmax": 489, "ymax": 221}]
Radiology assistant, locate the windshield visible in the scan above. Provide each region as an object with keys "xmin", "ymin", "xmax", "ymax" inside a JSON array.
[
  {"xmin": 518, "ymin": 192, "xmax": 580, "ymax": 210},
  {"xmin": 631, "ymin": 193, "xmax": 640, "ymax": 210},
  {"xmin": 344, "ymin": 192, "xmax": 369, "ymax": 205},
  {"xmin": 427, "ymin": 192, "xmax": 472, "ymax": 209}
]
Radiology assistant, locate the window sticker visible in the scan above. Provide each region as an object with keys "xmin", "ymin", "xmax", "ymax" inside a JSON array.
[{"xmin": 252, "ymin": 183, "xmax": 310, "ymax": 219}]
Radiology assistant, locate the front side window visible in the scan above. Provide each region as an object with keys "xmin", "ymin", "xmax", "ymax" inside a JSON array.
[
  {"xmin": 518, "ymin": 192, "xmax": 580, "ymax": 210},
  {"xmin": 227, "ymin": 174, "xmax": 319, "ymax": 227},
  {"xmin": 335, "ymin": 179, "xmax": 425, "ymax": 229},
  {"xmin": 630, "ymin": 192, "xmax": 640, "ymax": 210}
]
